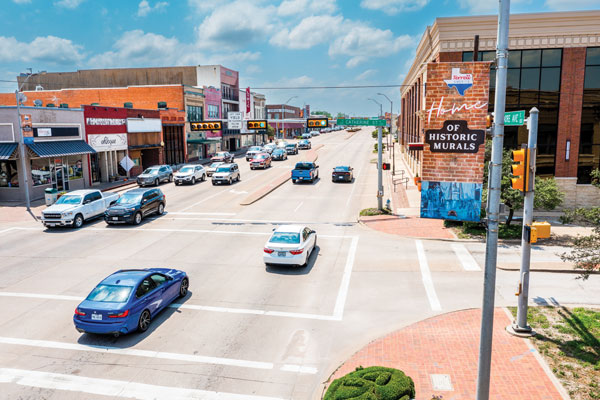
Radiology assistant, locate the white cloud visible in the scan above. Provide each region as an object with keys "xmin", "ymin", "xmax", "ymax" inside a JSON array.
[
  {"xmin": 277, "ymin": 0, "xmax": 337, "ymax": 16},
  {"xmin": 54, "ymin": 0, "xmax": 85, "ymax": 9},
  {"xmin": 545, "ymin": 0, "xmax": 599, "ymax": 10},
  {"xmin": 355, "ymin": 69, "xmax": 377, "ymax": 80},
  {"xmin": 12, "ymin": 0, "xmax": 31, "ymax": 4},
  {"xmin": 458, "ymin": 0, "xmax": 530, "ymax": 14},
  {"xmin": 0, "ymin": 35, "xmax": 84, "ymax": 64},
  {"xmin": 270, "ymin": 15, "xmax": 344, "ymax": 49},
  {"xmin": 245, "ymin": 65, "xmax": 262, "ymax": 75},
  {"xmin": 137, "ymin": 0, "xmax": 168, "ymax": 17},
  {"xmin": 360, "ymin": 0, "xmax": 428, "ymax": 14},
  {"xmin": 188, "ymin": 0, "xmax": 221, "ymax": 13}
]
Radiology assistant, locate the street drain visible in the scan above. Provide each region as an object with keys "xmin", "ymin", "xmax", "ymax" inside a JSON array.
[{"xmin": 430, "ymin": 374, "xmax": 453, "ymax": 391}]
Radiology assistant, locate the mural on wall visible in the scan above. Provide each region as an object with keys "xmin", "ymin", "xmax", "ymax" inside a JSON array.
[{"xmin": 420, "ymin": 181, "xmax": 483, "ymax": 222}]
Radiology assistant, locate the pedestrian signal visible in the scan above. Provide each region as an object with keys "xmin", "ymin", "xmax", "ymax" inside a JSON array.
[
  {"xmin": 191, "ymin": 121, "xmax": 222, "ymax": 131},
  {"xmin": 382, "ymin": 163, "xmax": 390, "ymax": 170},
  {"xmin": 307, "ymin": 118, "xmax": 328, "ymax": 128},
  {"xmin": 247, "ymin": 120, "xmax": 267, "ymax": 130}
]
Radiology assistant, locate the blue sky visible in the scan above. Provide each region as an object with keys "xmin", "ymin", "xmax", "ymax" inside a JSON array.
[{"xmin": 1, "ymin": 0, "xmax": 598, "ymax": 116}]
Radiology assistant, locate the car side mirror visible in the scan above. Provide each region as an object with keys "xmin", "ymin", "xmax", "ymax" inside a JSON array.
[
  {"xmin": 83, "ymin": 199, "xmax": 91, "ymax": 205},
  {"xmin": 109, "ymin": 200, "xmax": 116, "ymax": 206},
  {"xmin": 142, "ymin": 199, "xmax": 147, "ymax": 204}
]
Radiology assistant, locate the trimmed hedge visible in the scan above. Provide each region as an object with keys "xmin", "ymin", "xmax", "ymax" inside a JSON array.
[{"xmin": 324, "ymin": 366, "xmax": 415, "ymax": 400}]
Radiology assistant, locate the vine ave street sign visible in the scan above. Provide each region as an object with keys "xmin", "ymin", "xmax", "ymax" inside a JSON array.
[
  {"xmin": 504, "ymin": 110, "xmax": 525, "ymax": 126},
  {"xmin": 337, "ymin": 118, "xmax": 386, "ymax": 126}
]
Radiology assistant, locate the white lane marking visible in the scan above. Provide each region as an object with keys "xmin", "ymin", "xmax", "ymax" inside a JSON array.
[
  {"xmin": 333, "ymin": 235, "xmax": 359, "ymax": 319},
  {"xmin": 451, "ymin": 243, "xmax": 481, "ymax": 271},
  {"xmin": 293, "ymin": 201, "xmax": 303, "ymax": 213},
  {"xmin": 0, "ymin": 368, "xmax": 285, "ymax": 400},
  {"xmin": 167, "ymin": 212, "xmax": 237, "ymax": 216},
  {"xmin": 415, "ymin": 240, "xmax": 442, "ymax": 311},
  {"xmin": 280, "ymin": 364, "xmax": 319, "ymax": 374},
  {"xmin": 0, "ymin": 227, "xmax": 18, "ymax": 236},
  {"xmin": 0, "ymin": 337, "xmax": 272, "ymax": 370},
  {"xmin": 344, "ymin": 167, "xmax": 362, "ymax": 208},
  {"xmin": 229, "ymin": 189, "xmax": 248, "ymax": 195},
  {"xmin": 86, "ymin": 227, "xmax": 349, "ymax": 238},
  {"xmin": 0, "ymin": 292, "xmax": 81, "ymax": 301}
]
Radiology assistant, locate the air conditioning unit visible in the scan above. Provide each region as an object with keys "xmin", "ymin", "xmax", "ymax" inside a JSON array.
[
  {"xmin": 59, "ymin": 103, "xmax": 68, "ymax": 108},
  {"xmin": 157, "ymin": 101, "xmax": 167, "ymax": 109},
  {"xmin": 46, "ymin": 103, "xmax": 56, "ymax": 107},
  {"xmin": 35, "ymin": 85, "xmax": 44, "ymax": 91},
  {"xmin": 124, "ymin": 102, "xmax": 133, "ymax": 108}
]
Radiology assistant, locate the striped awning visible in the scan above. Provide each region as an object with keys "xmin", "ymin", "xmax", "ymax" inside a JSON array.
[
  {"xmin": 0, "ymin": 143, "xmax": 18, "ymax": 160},
  {"xmin": 27, "ymin": 140, "xmax": 96, "ymax": 158},
  {"xmin": 187, "ymin": 139, "xmax": 220, "ymax": 144}
]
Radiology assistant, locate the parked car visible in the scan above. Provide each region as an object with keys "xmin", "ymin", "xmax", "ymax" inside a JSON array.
[
  {"xmin": 271, "ymin": 148, "xmax": 288, "ymax": 161},
  {"xmin": 298, "ymin": 139, "xmax": 312, "ymax": 150},
  {"xmin": 211, "ymin": 152, "xmax": 234, "ymax": 163},
  {"xmin": 105, "ymin": 188, "xmax": 166, "ymax": 225},
  {"xmin": 212, "ymin": 163, "xmax": 241, "ymax": 185},
  {"xmin": 277, "ymin": 141, "xmax": 288, "ymax": 148},
  {"xmin": 301, "ymin": 133, "xmax": 312, "ymax": 139},
  {"xmin": 250, "ymin": 153, "xmax": 272, "ymax": 169},
  {"xmin": 332, "ymin": 166, "xmax": 354, "ymax": 182},
  {"xmin": 137, "ymin": 165, "xmax": 173, "ymax": 187},
  {"xmin": 285, "ymin": 143, "xmax": 298, "ymax": 155},
  {"xmin": 263, "ymin": 143, "xmax": 277, "ymax": 154},
  {"xmin": 41, "ymin": 190, "xmax": 119, "ymax": 228},
  {"xmin": 73, "ymin": 268, "xmax": 189, "ymax": 336},
  {"xmin": 310, "ymin": 130, "xmax": 320, "ymax": 136},
  {"xmin": 174, "ymin": 164, "xmax": 206, "ymax": 185},
  {"xmin": 206, "ymin": 162, "xmax": 224, "ymax": 177},
  {"xmin": 245, "ymin": 146, "xmax": 263, "ymax": 161},
  {"xmin": 263, "ymin": 225, "xmax": 317, "ymax": 268},
  {"xmin": 291, "ymin": 162, "xmax": 319, "ymax": 183}
]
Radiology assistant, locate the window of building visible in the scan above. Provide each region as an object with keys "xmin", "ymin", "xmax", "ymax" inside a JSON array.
[
  {"xmin": 578, "ymin": 47, "xmax": 600, "ymax": 183},
  {"xmin": 31, "ymin": 158, "xmax": 52, "ymax": 186},
  {"xmin": 207, "ymin": 104, "xmax": 219, "ymax": 119},
  {"xmin": 187, "ymin": 105, "xmax": 203, "ymax": 122},
  {"xmin": 67, "ymin": 156, "xmax": 83, "ymax": 180},
  {"xmin": 0, "ymin": 160, "xmax": 18, "ymax": 187}
]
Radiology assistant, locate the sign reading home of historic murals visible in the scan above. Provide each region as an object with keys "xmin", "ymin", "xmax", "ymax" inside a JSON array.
[{"xmin": 425, "ymin": 120, "xmax": 484, "ymax": 153}]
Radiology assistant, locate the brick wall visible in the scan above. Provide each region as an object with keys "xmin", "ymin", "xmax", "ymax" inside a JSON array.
[
  {"xmin": 422, "ymin": 62, "xmax": 491, "ymax": 183},
  {"xmin": 556, "ymin": 47, "xmax": 586, "ymax": 177}
]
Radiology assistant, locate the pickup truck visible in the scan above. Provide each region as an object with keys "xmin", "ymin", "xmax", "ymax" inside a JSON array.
[
  {"xmin": 41, "ymin": 189, "xmax": 120, "ymax": 228},
  {"xmin": 291, "ymin": 162, "xmax": 319, "ymax": 184}
]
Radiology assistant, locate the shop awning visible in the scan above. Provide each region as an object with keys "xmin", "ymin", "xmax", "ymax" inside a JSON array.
[
  {"xmin": 0, "ymin": 143, "xmax": 18, "ymax": 160},
  {"xmin": 27, "ymin": 140, "xmax": 96, "ymax": 157},
  {"xmin": 187, "ymin": 139, "xmax": 220, "ymax": 144}
]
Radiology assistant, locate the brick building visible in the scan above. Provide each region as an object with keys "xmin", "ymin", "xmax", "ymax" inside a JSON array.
[
  {"xmin": 400, "ymin": 10, "xmax": 600, "ymax": 207},
  {"xmin": 267, "ymin": 104, "xmax": 303, "ymax": 139}
]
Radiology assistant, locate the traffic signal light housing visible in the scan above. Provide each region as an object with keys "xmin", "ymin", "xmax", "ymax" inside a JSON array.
[
  {"xmin": 247, "ymin": 120, "xmax": 267, "ymax": 130},
  {"xmin": 382, "ymin": 163, "xmax": 390, "ymax": 170},
  {"xmin": 511, "ymin": 147, "xmax": 531, "ymax": 192},
  {"xmin": 190, "ymin": 121, "xmax": 222, "ymax": 131},
  {"xmin": 486, "ymin": 113, "xmax": 494, "ymax": 129},
  {"xmin": 307, "ymin": 118, "xmax": 328, "ymax": 128}
]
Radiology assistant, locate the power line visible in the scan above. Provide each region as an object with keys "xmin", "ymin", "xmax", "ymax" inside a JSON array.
[{"xmin": 252, "ymin": 84, "xmax": 413, "ymax": 90}]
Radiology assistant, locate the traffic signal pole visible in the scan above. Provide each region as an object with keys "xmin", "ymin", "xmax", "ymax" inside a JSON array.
[
  {"xmin": 476, "ymin": 0, "xmax": 510, "ymax": 399},
  {"xmin": 513, "ymin": 107, "xmax": 538, "ymax": 334},
  {"xmin": 377, "ymin": 125, "xmax": 383, "ymax": 210}
]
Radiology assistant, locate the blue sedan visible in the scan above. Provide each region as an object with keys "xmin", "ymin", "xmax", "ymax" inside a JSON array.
[{"xmin": 74, "ymin": 268, "xmax": 189, "ymax": 337}]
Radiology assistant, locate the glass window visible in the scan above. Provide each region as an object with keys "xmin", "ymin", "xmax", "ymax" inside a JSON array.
[
  {"xmin": 150, "ymin": 274, "xmax": 167, "ymax": 287},
  {"xmin": 542, "ymin": 49, "xmax": 562, "ymax": 67},
  {"xmin": 520, "ymin": 68, "xmax": 540, "ymax": 90},
  {"xmin": 31, "ymin": 158, "xmax": 51, "ymax": 186},
  {"xmin": 586, "ymin": 47, "xmax": 600, "ymax": 65},
  {"xmin": 506, "ymin": 69, "xmax": 520, "ymax": 89},
  {"xmin": 481, "ymin": 51, "xmax": 495, "ymax": 62},
  {"xmin": 462, "ymin": 51, "xmax": 473, "ymax": 62},
  {"xmin": 540, "ymin": 68, "xmax": 561, "ymax": 92},
  {"xmin": 67, "ymin": 156, "xmax": 83, "ymax": 180},
  {"xmin": 0, "ymin": 160, "xmax": 19, "ymax": 187},
  {"xmin": 508, "ymin": 50, "xmax": 521, "ymax": 68},
  {"xmin": 187, "ymin": 105, "xmax": 203, "ymax": 122},
  {"xmin": 136, "ymin": 277, "xmax": 156, "ymax": 298},
  {"xmin": 521, "ymin": 50, "xmax": 541, "ymax": 67},
  {"xmin": 269, "ymin": 232, "xmax": 301, "ymax": 244},
  {"xmin": 584, "ymin": 66, "xmax": 600, "ymax": 89},
  {"xmin": 207, "ymin": 104, "xmax": 219, "ymax": 119},
  {"xmin": 87, "ymin": 285, "xmax": 133, "ymax": 302}
]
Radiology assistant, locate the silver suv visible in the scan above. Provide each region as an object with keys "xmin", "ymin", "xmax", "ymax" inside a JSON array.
[{"xmin": 211, "ymin": 163, "xmax": 240, "ymax": 185}]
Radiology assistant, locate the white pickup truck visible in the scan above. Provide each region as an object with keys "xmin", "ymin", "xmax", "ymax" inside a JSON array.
[{"xmin": 41, "ymin": 189, "xmax": 120, "ymax": 228}]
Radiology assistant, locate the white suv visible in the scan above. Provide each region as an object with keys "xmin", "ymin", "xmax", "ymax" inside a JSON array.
[{"xmin": 211, "ymin": 163, "xmax": 241, "ymax": 185}]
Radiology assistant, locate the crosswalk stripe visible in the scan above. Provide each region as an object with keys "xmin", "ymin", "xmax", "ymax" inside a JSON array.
[
  {"xmin": 415, "ymin": 240, "xmax": 442, "ymax": 311},
  {"xmin": 451, "ymin": 244, "xmax": 482, "ymax": 271}
]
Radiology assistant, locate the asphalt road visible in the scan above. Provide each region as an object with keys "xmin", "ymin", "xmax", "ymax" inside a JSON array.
[{"xmin": 1, "ymin": 128, "xmax": 599, "ymax": 400}]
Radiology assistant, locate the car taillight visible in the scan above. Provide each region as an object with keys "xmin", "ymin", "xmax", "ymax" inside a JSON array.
[
  {"xmin": 264, "ymin": 248, "xmax": 274, "ymax": 254},
  {"xmin": 290, "ymin": 249, "xmax": 304, "ymax": 255},
  {"xmin": 109, "ymin": 309, "xmax": 129, "ymax": 318},
  {"xmin": 74, "ymin": 308, "xmax": 86, "ymax": 316}
]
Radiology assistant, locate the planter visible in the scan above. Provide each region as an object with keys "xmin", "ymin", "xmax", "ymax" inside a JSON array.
[
  {"xmin": 417, "ymin": 181, "xmax": 422, "ymax": 191},
  {"xmin": 414, "ymin": 176, "xmax": 421, "ymax": 185}
]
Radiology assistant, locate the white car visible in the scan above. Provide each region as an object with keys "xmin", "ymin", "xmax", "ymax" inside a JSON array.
[
  {"xmin": 263, "ymin": 225, "xmax": 317, "ymax": 267},
  {"xmin": 263, "ymin": 143, "xmax": 277, "ymax": 154},
  {"xmin": 245, "ymin": 146, "xmax": 263, "ymax": 161},
  {"xmin": 310, "ymin": 130, "xmax": 320, "ymax": 136},
  {"xmin": 174, "ymin": 164, "xmax": 206, "ymax": 185},
  {"xmin": 41, "ymin": 189, "xmax": 119, "ymax": 228},
  {"xmin": 206, "ymin": 162, "xmax": 224, "ymax": 177}
]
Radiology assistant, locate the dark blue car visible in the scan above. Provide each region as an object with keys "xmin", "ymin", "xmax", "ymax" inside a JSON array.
[{"xmin": 74, "ymin": 268, "xmax": 188, "ymax": 337}]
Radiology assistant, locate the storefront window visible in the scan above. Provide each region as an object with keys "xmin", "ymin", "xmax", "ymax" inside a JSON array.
[
  {"xmin": 578, "ymin": 47, "xmax": 600, "ymax": 184},
  {"xmin": 67, "ymin": 156, "xmax": 83, "ymax": 180},
  {"xmin": 187, "ymin": 106, "xmax": 203, "ymax": 122},
  {"xmin": 207, "ymin": 105, "xmax": 219, "ymax": 119},
  {"xmin": 31, "ymin": 158, "xmax": 51, "ymax": 186},
  {"xmin": 0, "ymin": 160, "xmax": 18, "ymax": 187}
]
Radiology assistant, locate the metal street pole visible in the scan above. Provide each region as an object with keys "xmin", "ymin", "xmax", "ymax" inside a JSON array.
[
  {"xmin": 378, "ymin": 93, "xmax": 394, "ymax": 174},
  {"xmin": 476, "ymin": 0, "xmax": 511, "ymax": 399},
  {"xmin": 15, "ymin": 90, "xmax": 31, "ymax": 211},
  {"xmin": 377, "ymin": 125, "xmax": 383, "ymax": 210},
  {"xmin": 514, "ymin": 107, "xmax": 538, "ymax": 333},
  {"xmin": 283, "ymin": 96, "xmax": 297, "ymax": 140}
]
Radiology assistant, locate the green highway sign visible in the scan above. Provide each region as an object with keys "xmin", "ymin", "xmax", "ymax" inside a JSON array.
[
  {"xmin": 504, "ymin": 110, "xmax": 525, "ymax": 126},
  {"xmin": 337, "ymin": 118, "xmax": 386, "ymax": 126}
]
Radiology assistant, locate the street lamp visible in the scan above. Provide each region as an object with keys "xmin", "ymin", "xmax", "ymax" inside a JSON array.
[
  {"xmin": 378, "ymin": 93, "xmax": 395, "ymax": 175},
  {"xmin": 282, "ymin": 96, "xmax": 298, "ymax": 139},
  {"xmin": 16, "ymin": 69, "xmax": 46, "ymax": 212},
  {"xmin": 368, "ymin": 98, "xmax": 382, "ymax": 117},
  {"xmin": 368, "ymin": 98, "xmax": 384, "ymax": 210}
]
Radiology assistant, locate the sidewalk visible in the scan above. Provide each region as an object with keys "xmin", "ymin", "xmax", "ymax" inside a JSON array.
[{"xmin": 324, "ymin": 308, "xmax": 567, "ymax": 400}]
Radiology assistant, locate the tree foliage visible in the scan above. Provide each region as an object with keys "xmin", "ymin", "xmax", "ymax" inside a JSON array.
[
  {"xmin": 560, "ymin": 207, "xmax": 600, "ymax": 279},
  {"xmin": 324, "ymin": 366, "xmax": 415, "ymax": 400},
  {"xmin": 313, "ymin": 110, "xmax": 332, "ymax": 118}
]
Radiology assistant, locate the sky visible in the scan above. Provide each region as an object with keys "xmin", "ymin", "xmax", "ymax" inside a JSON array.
[{"xmin": 1, "ymin": 0, "xmax": 598, "ymax": 117}]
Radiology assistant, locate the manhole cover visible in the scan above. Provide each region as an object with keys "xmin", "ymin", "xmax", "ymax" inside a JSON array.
[{"xmin": 430, "ymin": 374, "xmax": 453, "ymax": 391}]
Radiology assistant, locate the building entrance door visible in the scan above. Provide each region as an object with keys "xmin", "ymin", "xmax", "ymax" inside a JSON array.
[
  {"xmin": 52, "ymin": 157, "xmax": 69, "ymax": 191},
  {"xmin": 229, "ymin": 138, "xmax": 236, "ymax": 152},
  {"xmin": 90, "ymin": 153, "xmax": 101, "ymax": 183}
]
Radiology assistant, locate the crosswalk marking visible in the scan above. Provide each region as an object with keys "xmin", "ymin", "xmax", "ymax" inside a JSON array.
[
  {"xmin": 452, "ymin": 243, "xmax": 481, "ymax": 271},
  {"xmin": 415, "ymin": 240, "xmax": 442, "ymax": 311}
]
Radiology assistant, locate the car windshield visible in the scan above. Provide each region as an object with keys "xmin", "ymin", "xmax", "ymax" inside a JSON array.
[
  {"xmin": 143, "ymin": 168, "xmax": 159, "ymax": 175},
  {"xmin": 300, "ymin": 140, "xmax": 309, "ymax": 144},
  {"xmin": 115, "ymin": 193, "xmax": 142, "ymax": 205},
  {"xmin": 179, "ymin": 167, "xmax": 194, "ymax": 173},
  {"xmin": 216, "ymin": 153, "xmax": 226, "ymax": 156},
  {"xmin": 54, "ymin": 195, "xmax": 82, "ymax": 205},
  {"xmin": 334, "ymin": 167, "xmax": 349, "ymax": 172},
  {"xmin": 250, "ymin": 147, "xmax": 262, "ymax": 151},
  {"xmin": 216, "ymin": 167, "xmax": 231, "ymax": 173},
  {"xmin": 274, "ymin": 150, "xmax": 283, "ymax": 154},
  {"xmin": 286, "ymin": 144, "xmax": 295, "ymax": 148},
  {"xmin": 270, "ymin": 232, "xmax": 301, "ymax": 244},
  {"xmin": 86, "ymin": 284, "xmax": 133, "ymax": 303},
  {"xmin": 209, "ymin": 163, "xmax": 222, "ymax": 168},
  {"xmin": 256, "ymin": 154, "xmax": 267, "ymax": 159},
  {"xmin": 295, "ymin": 163, "xmax": 313, "ymax": 170}
]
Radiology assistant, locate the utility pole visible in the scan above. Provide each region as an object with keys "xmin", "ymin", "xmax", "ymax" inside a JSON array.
[
  {"xmin": 378, "ymin": 93, "xmax": 394, "ymax": 174},
  {"xmin": 283, "ymin": 96, "xmax": 298, "ymax": 140},
  {"xmin": 513, "ymin": 107, "xmax": 538, "ymax": 334},
  {"xmin": 369, "ymin": 98, "xmax": 384, "ymax": 210},
  {"xmin": 476, "ymin": 0, "xmax": 510, "ymax": 399}
]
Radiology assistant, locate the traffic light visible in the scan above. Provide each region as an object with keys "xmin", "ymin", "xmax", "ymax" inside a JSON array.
[
  {"xmin": 382, "ymin": 163, "xmax": 390, "ymax": 170},
  {"xmin": 307, "ymin": 118, "xmax": 328, "ymax": 128},
  {"xmin": 486, "ymin": 113, "xmax": 494, "ymax": 129},
  {"xmin": 247, "ymin": 120, "xmax": 267, "ymax": 130},
  {"xmin": 511, "ymin": 147, "xmax": 530, "ymax": 192},
  {"xmin": 190, "ymin": 121, "xmax": 222, "ymax": 131}
]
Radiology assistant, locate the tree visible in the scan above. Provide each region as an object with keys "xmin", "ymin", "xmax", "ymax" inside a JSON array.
[
  {"xmin": 560, "ymin": 207, "xmax": 600, "ymax": 279},
  {"xmin": 336, "ymin": 112, "xmax": 347, "ymax": 118},
  {"xmin": 266, "ymin": 123, "xmax": 275, "ymax": 139},
  {"xmin": 313, "ymin": 110, "xmax": 332, "ymax": 118}
]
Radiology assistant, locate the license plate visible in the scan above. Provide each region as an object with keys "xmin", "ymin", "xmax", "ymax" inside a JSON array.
[
  {"xmin": 46, "ymin": 223, "xmax": 56, "ymax": 227},
  {"xmin": 91, "ymin": 314, "xmax": 102, "ymax": 320},
  {"xmin": 299, "ymin": 177, "xmax": 303, "ymax": 180},
  {"xmin": 112, "ymin": 217, "xmax": 119, "ymax": 221},
  {"xmin": 338, "ymin": 176, "xmax": 344, "ymax": 180},
  {"xmin": 277, "ymin": 251, "xmax": 286, "ymax": 257}
]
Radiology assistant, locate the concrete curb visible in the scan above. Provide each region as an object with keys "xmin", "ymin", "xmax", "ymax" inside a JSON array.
[
  {"xmin": 240, "ymin": 144, "xmax": 324, "ymax": 206},
  {"xmin": 497, "ymin": 266, "xmax": 599, "ymax": 274}
]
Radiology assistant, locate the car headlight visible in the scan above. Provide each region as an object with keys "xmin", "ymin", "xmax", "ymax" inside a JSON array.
[{"xmin": 63, "ymin": 211, "xmax": 73, "ymax": 217}]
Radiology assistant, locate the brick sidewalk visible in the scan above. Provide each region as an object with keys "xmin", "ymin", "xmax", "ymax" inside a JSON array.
[
  {"xmin": 360, "ymin": 214, "xmax": 456, "ymax": 240},
  {"xmin": 326, "ymin": 308, "xmax": 566, "ymax": 400}
]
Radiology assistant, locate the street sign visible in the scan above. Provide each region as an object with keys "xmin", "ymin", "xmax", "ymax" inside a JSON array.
[
  {"xmin": 337, "ymin": 118, "xmax": 386, "ymax": 126},
  {"xmin": 23, "ymin": 137, "xmax": 34, "ymax": 144},
  {"xmin": 504, "ymin": 110, "xmax": 525, "ymax": 126},
  {"xmin": 228, "ymin": 111, "xmax": 242, "ymax": 129}
]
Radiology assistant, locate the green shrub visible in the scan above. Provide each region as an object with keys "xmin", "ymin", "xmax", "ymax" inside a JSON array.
[
  {"xmin": 324, "ymin": 366, "xmax": 415, "ymax": 400},
  {"xmin": 360, "ymin": 208, "xmax": 391, "ymax": 216}
]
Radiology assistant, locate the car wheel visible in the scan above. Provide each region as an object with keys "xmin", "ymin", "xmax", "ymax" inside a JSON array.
[
  {"xmin": 212, "ymin": 181, "xmax": 216, "ymax": 185},
  {"xmin": 292, "ymin": 179, "xmax": 297, "ymax": 184},
  {"xmin": 175, "ymin": 181, "xmax": 180, "ymax": 186},
  {"xmin": 237, "ymin": 174, "xmax": 240, "ymax": 182},
  {"xmin": 191, "ymin": 177, "xmax": 196, "ymax": 185},
  {"xmin": 157, "ymin": 203, "xmax": 165, "ymax": 215},
  {"xmin": 228, "ymin": 178, "xmax": 232, "ymax": 185},
  {"xmin": 168, "ymin": 174, "xmax": 173, "ymax": 182},
  {"xmin": 154, "ymin": 179, "xmax": 159, "ymax": 186},
  {"xmin": 137, "ymin": 310, "xmax": 151, "ymax": 332},
  {"xmin": 73, "ymin": 214, "xmax": 84, "ymax": 229},
  {"xmin": 178, "ymin": 278, "xmax": 189, "ymax": 298},
  {"xmin": 202, "ymin": 174, "xmax": 206, "ymax": 181},
  {"xmin": 133, "ymin": 212, "xmax": 142, "ymax": 225}
]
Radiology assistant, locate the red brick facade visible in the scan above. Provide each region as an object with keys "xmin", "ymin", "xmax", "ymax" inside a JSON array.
[
  {"xmin": 422, "ymin": 62, "xmax": 491, "ymax": 183},
  {"xmin": 437, "ymin": 51, "xmax": 462, "ymax": 62},
  {"xmin": 555, "ymin": 47, "xmax": 586, "ymax": 177}
]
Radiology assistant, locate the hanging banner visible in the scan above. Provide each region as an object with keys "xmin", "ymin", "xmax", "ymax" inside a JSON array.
[{"xmin": 246, "ymin": 87, "xmax": 251, "ymax": 114}]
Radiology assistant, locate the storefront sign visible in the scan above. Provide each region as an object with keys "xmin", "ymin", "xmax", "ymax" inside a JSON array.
[
  {"xmin": 119, "ymin": 156, "xmax": 134, "ymax": 172},
  {"xmin": 425, "ymin": 120, "xmax": 484, "ymax": 153},
  {"xmin": 88, "ymin": 133, "xmax": 128, "ymax": 151},
  {"xmin": 126, "ymin": 118, "xmax": 162, "ymax": 133},
  {"xmin": 86, "ymin": 118, "xmax": 127, "ymax": 126},
  {"xmin": 246, "ymin": 87, "xmax": 251, "ymax": 113},
  {"xmin": 37, "ymin": 128, "xmax": 51, "ymax": 137},
  {"xmin": 444, "ymin": 68, "xmax": 473, "ymax": 96}
]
